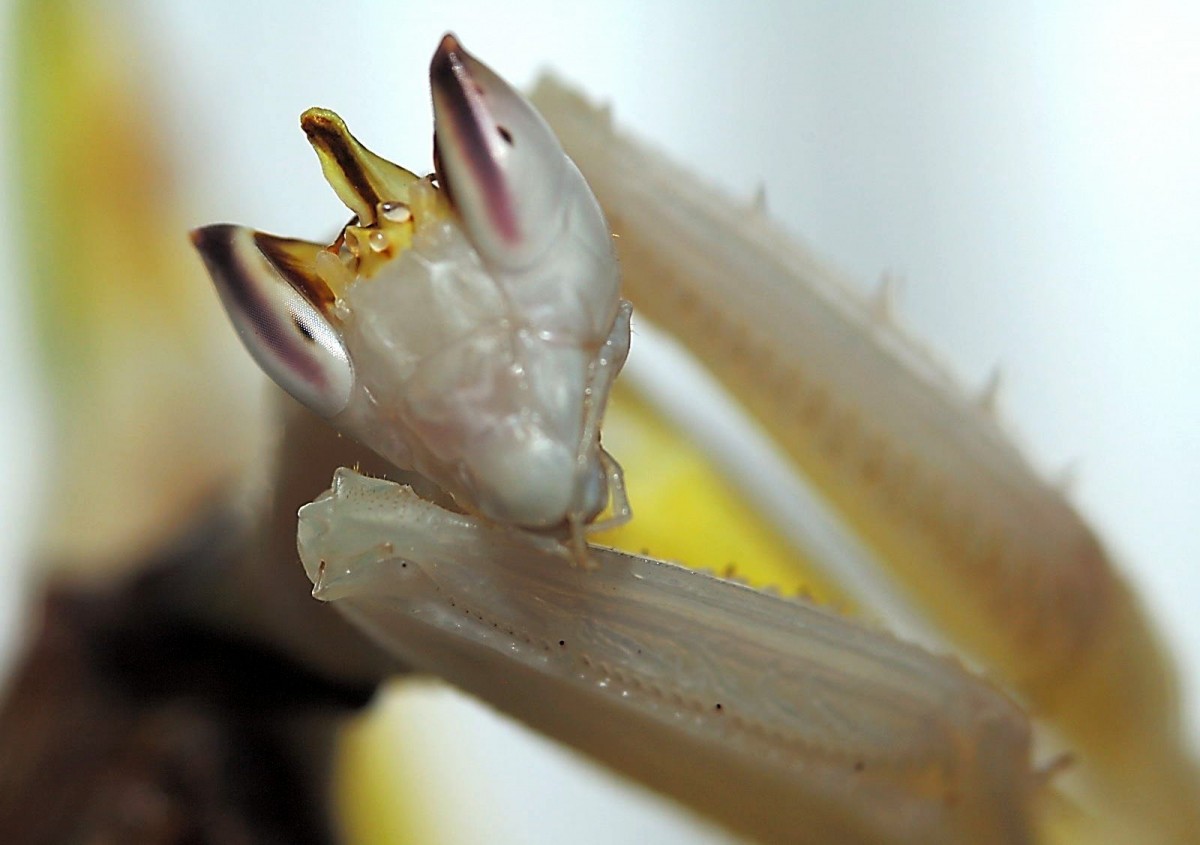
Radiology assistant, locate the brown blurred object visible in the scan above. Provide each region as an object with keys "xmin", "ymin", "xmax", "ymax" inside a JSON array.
[
  {"xmin": 0, "ymin": 517, "xmax": 370, "ymax": 844},
  {"xmin": 0, "ymin": 398, "xmax": 411, "ymax": 844}
]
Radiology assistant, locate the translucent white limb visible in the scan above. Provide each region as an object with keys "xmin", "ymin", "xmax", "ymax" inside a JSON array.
[
  {"xmin": 531, "ymin": 78, "xmax": 1200, "ymax": 840},
  {"xmin": 575, "ymin": 299, "xmax": 634, "ymax": 545},
  {"xmin": 299, "ymin": 468, "xmax": 1036, "ymax": 845}
]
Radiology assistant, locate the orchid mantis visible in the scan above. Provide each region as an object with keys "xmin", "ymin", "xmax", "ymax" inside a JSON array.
[
  {"xmin": 193, "ymin": 35, "xmax": 631, "ymax": 559},
  {"xmin": 191, "ymin": 34, "xmax": 1197, "ymax": 845}
]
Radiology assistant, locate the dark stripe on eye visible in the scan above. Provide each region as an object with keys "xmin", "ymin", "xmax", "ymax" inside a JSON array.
[
  {"xmin": 430, "ymin": 48, "xmax": 521, "ymax": 244},
  {"xmin": 192, "ymin": 225, "xmax": 329, "ymax": 389},
  {"xmin": 253, "ymin": 232, "xmax": 338, "ymax": 315}
]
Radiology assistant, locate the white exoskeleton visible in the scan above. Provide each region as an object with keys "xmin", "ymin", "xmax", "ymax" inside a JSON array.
[
  {"xmin": 192, "ymin": 34, "xmax": 631, "ymax": 548},
  {"xmin": 299, "ymin": 467, "xmax": 1036, "ymax": 845},
  {"xmin": 193, "ymin": 34, "xmax": 1047, "ymax": 845}
]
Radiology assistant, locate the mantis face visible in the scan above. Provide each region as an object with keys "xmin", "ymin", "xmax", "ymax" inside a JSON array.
[{"xmin": 193, "ymin": 35, "xmax": 630, "ymax": 537}]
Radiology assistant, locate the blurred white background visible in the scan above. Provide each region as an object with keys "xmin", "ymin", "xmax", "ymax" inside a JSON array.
[{"xmin": 1, "ymin": 2, "xmax": 1197, "ymax": 842}]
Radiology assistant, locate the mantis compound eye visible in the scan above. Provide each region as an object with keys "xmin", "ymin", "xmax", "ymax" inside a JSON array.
[
  {"xmin": 191, "ymin": 225, "xmax": 354, "ymax": 418},
  {"xmin": 430, "ymin": 33, "xmax": 570, "ymax": 271},
  {"xmin": 192, "ymin": 38, "xmax": 630, "ymax": 543}
]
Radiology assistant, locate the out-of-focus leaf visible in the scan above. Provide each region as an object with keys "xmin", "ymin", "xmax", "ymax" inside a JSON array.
[
  {"xmin": 13, "ymin": 0, "xmax": 263, "ymax": 569},
  {"xmin": 595, "ymin": 385, "xmax": 847, "ymax": 604}
]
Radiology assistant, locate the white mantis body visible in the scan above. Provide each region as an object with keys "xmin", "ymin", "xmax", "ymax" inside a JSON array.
[
  {"xmin": 194, "ymin": 34, "xmax": 631, "ymax": 547},
  {"xmin": 299, "ymin": 467, "xmax": 1034, "ymax": 845},
  {"xmin": 191, "ymin": 34, "xmax": 1197, "ymax": 845}
]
